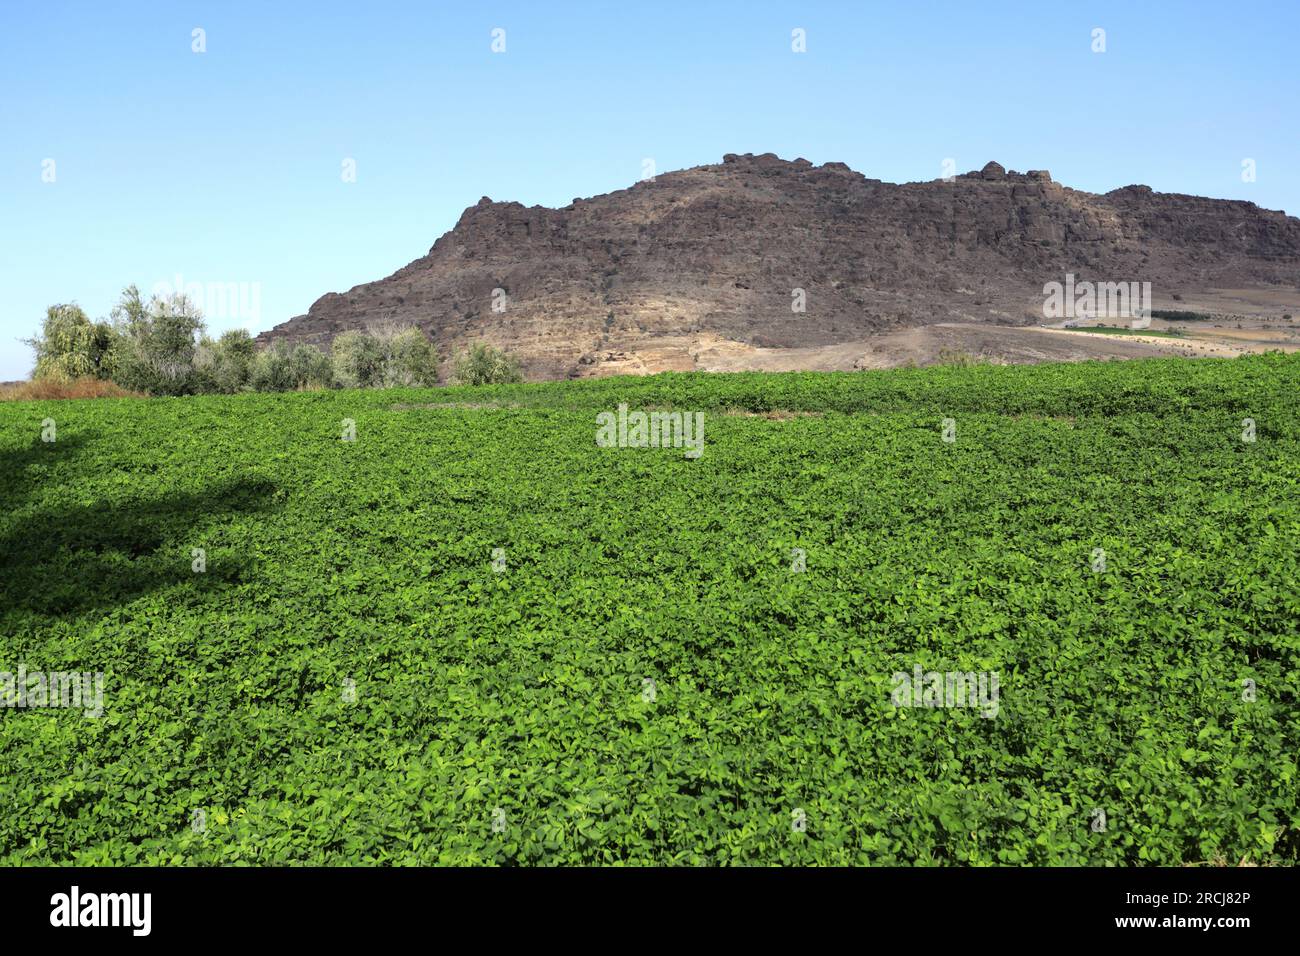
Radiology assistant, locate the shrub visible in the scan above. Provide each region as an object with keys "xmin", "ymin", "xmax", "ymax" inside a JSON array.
[
  {"xmin": 1150, "ymin": 309, "xmax": 1214, "ymax": 322},
  {"xmin": 330, "ymin": 325, "xmax": 435, "ymax": 388},
  {"xmin": 935, "ymin": 348, "xmax": 981, "ymax": 368},
  {"xmin": 331, "ymin": 330, "xmax": 386, "ymax": 388},
  {"xmin": 105, "ymin": 286, "xmax": 206, "ymax": 395},
  {"xmin": 248, "ymin": 341, "xmax": 297, "ymax": 392},
  {"xmin": 288, "ymin": 343, "xmax": 334, "ymax": 390},
  {"xmin": 453, "ymin": 342, "xmax": 523, "ymax": 385},
  {"xmin": 376, "ymin": 324, "xmax": 438, "ymax": 387},
  {"xmin": 24, "ymin": 304, "xmax": 114, "ymax": 381},
  {"xmin": 195, "ymin": 329, "xmax": 258, "ymax": 393},
  {"xmin": 26, "ymin": 290, "xmax": 437, "ymax": 396},
  {"xmin": 248, "ymin": 341, "xmax": 334, "ymax": 392}
]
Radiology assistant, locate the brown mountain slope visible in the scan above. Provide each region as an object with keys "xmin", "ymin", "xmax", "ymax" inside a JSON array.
[{"xmin": 259, "ymin": 153, "xmax": 1300, "ymax": 379}]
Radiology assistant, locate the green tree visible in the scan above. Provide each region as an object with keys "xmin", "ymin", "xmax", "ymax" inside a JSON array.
[
  {"xmin": 195, "ymin": 328, "xmax": 258, "ymax": 393},
  {"xmin": 287, "ymin": 343, "xmax": 334, "ymax": 389},
  {"xmin": 248, "ymin": 341, "xmax": 333, "ymax": 391},
  {"xmin": 331, "ymin": 330, "xmax": 386, "ymax": 388},
  {"xmin": 248, "ymin": 341, "xmax": 296, "ymax": 392},
  {"xmin": 106, "ymin": 286, "xmax": 206, "ymax": 395},
  {"xmin": 25, "ymin": 303, "xmax": 114, "ymax": 381},
  {"xmin": 376, "ymin": 324, "xmax": 438, "ymax": 387}
]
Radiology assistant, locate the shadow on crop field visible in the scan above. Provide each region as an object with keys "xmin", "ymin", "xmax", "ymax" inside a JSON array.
[
  {"xmin": 0, "ymin": 431, "xmax": 94, "ymax": 508},
  {"xmin": 0, "ymin": 436, "xmax": 278, "ymax": 617}
]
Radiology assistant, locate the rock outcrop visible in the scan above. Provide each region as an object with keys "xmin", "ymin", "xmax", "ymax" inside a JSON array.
[{"xmin": 259, "ymin": 154, "xmax": 1300, "ymax": 380}]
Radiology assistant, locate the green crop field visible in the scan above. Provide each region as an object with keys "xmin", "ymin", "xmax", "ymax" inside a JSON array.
[{"xmin": 2, "ymin": 354, "xmax": 1297, "ymax": 865}]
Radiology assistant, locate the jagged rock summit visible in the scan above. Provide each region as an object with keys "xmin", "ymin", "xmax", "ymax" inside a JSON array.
[{"xmin": 260, "ymin": 153, "xmax": 1300, "ymax": 380}]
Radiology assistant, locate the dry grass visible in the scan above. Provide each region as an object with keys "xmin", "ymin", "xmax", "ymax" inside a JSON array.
[{"xmin": 0, "ymin": 378, "xmax": 145, "ymax": 401}]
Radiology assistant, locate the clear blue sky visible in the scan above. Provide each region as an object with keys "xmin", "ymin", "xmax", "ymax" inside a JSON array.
[{"xmin": 2, "ymin": 0, "xmax": 1297, "ymax": 380}]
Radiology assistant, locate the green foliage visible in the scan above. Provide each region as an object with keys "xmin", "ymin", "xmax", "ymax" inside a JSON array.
[
  {"xmin": 453, "ymin": 342, "xmax": 523, "ymax": 385},
  {"xmin": 330, "ymin": 330, "xmax": 386, "ymax": 389},
  {"xmin": 1, "ymin": 354, "xmax": 1297, "ymax": 864},
  {"xmin": 935, "ymin": 348, "xmax": 982, "ymax": 367},
  {"xmin": 249, "ymin": 341, "xmax": 334, "ymax": 392},
  {"xmin": 1151, "ymin": 310, "xmax": 1214, "ymax": 322},
  {"xmin": 27, "ymin": 292, "xmax": 435, "ymax": 396},
  {"xmin": 248, "ymin": 341, "xmax": 297, "ymax": 392},
  {"xmin": 105, "ymin": 286, "xmax": 206, "ymax": 396},
  {"xmin": 25, "ymin": 304, "xmax": 114, "ymax": 381},
  {"xmin": 288, "ymin": 344, "xmax": 335, "ymax": 390},
  {"xmin": 330, "ymin": 326, "xmax": 437, "ymax": 388},
  {"xmin": 378, "ymin": 326, "xmax": 438, "ymax": 387},
  {"xmin": 195, "ymin": 329, "xmax": 258, "ymax": 394}
]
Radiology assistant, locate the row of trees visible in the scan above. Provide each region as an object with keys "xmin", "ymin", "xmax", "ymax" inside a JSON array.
[{"xmin": 25, "ymin": 286, "xmax": 522, "ymax": 395}]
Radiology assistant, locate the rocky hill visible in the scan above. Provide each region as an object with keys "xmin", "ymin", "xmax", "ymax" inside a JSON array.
[{"xmin": 259, "ymin": 154, "xmax": 1300, "ymax": 379}]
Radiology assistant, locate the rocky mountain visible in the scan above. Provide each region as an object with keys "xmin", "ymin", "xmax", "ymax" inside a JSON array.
[{"xmin": 259, "ymin": 154, "xmax": 1300, "ymax": 379}]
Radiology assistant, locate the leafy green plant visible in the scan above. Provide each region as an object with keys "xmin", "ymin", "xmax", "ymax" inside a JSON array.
[
  {"xmin": 1, "ymin": 354, "xmax": 1296, "ymax": 865},
  {"xmin": 248, "ymin": 341, "xmax": 297, "ymax": 392},
  {"xmin": 249, "ymin": 341, "xmax": 334, "ymax": 392},
  {"xmin": 104, "ymin": 286, "xmax": 206, "ymax": 396},
  {"xmin": 288, "ymin": 343, "xmax": 335, "ymax": 390},
  {"xmin": 24, "ymin": 304, "xmax": 114, "ymax": 381},
  {"xmin": 195, "ymin": 329, "xmax": 258, "ymax": 393},
  {"xmin": 331, "ymin": 330, "xmax": 386, "ymax": 388},
  {"xmin": 372, "ymin": 324, "xmax": 438, "ymax": 387}
]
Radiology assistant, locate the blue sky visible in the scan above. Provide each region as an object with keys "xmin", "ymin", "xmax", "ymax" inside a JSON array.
[{"xmin": 2, "ymin": 0, "xmax": 1297, "ymax": 380}]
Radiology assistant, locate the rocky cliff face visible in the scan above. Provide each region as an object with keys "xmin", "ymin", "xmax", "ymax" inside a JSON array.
[{"xmin": 259, "ymin": 154, "xmax": 1300, "ymax": 380}]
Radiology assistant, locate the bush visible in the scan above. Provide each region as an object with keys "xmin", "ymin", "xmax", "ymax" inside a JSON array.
[
  {"xmin": 26, "ymin": 293, "xmax": 455, "ymax": 396},
  {"xmin": 453, "ymin": 342, "xmax": 523, "ymax": 385},
  {"xmin": 330, "ymin": 325, "xmax": 436, "ymax": 388},
  {"xmin": 248, "ymin": 341, "xmax": 333, "ymax": 392},
  {"xmin": 195, "ymin": 329, "xmax": 258, "ymax": 393},
  {"xmin": 248, "ymin": 341, "xmax": 296, "ymax": 392},
  {"xmin": 376, "ymin": 324, "xmax": 438, "ymax": 387},
  {"xmin": 288, "ymin": 343, "xmax": 334, "ymax": 390},
  {"xmin": 105, "ymin": 286, "xmax": 205, "ymax": 395},
  {"xmin": 1150, "ymin": 310, "xmax": 1214, "ymax": 322},
  {"xmin": 25, "ymin": 304, "xmax": 114, "ymax": 381},
  {"xmin": 331, "ymin": 330, "xmax": 386, "ymax": 388},
  {"xmin": 935, "ymin": 348, "xmax": 982, "ymax": 368}
]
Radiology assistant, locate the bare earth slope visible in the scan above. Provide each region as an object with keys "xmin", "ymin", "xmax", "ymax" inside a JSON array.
[{"xmin": 259, "ymin": 154, "xmax": 1300, "ymax": 379}]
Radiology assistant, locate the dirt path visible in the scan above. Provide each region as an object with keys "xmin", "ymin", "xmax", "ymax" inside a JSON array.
[{"xmin": 1033, "ymin": 326, "xmax": 1246, "ymax": 358}]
